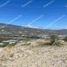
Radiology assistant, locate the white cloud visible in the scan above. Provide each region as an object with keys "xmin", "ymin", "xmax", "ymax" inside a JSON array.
[
  {"xmin": 29, "ymin": 15, "xmax": 44, "ymax": 25},
  {"xmin": 22, "ymin": 24, "xmax": 39, "ymax": 28},
  {"xmin": 65, "ymin": 5, "xmax": 67, "ymax": 8},
  {"xmin": 26, "ymin": 24, "xmax": 33, "ymax": 28},
  {"xmin": 9, "ymin": 15, "xmax": 22, "ymax": 23},
  {"xmin": 23, "ymin": 15, "xmax": 44, "ymax": 28},
  {"xmin": 21, "ymin": 0, "xmax": 32, "ymax": 8},
  {"xmin": 46, "ymin": 15, "xmax": 66, "ymax": 28},
  {"xmin": 43, "ymin": 0, "xmax": 55, "ymax": 8},
  {"xmin": 0, "ymin": 0, "xmax": 10, "ymax": 8}
]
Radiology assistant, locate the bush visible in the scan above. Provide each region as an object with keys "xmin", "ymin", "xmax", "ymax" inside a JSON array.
[
  {"xmin": 63, "ymin": 36, "xmax": 67, "ymax": 41},
  {"xmin": 0, "ymin": 42, "xmax": 9, "ymax": 47},
  {"xmin": 50, "ymin": 34, "xmax": 61, "ymax": 46}
]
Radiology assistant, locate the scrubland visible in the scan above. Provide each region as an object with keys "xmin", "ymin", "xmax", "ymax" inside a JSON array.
[{"xmin": 0, "ymin": 39, "xmax": 67, "ymax": 67}]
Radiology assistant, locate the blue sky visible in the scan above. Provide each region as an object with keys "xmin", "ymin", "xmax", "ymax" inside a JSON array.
[{"xmin": 0, "ymin": 0, "xmax": 67, "ymax": 29}]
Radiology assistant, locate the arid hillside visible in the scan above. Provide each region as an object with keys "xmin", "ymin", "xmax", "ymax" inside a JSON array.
[
  {"xmin": 0, "ymin": 39, "xmax": 67, "ymax": 67},
  {"xmin": 0, "ymin": 23, "xmax": 67, "ymax": 36}
]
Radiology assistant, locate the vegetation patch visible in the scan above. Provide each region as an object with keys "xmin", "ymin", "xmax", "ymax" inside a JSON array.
[
  {"xmin": 63, "ymin": 36, "xmax": 67, "ymax": 42},
  {"xmin": 50, "ymin": 34, "xmax": 63, "ymax": 46}
]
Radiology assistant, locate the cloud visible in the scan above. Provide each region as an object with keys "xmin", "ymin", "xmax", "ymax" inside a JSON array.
[
  {"xmin": 29, "ymin": 15, "xmax": 44, "ymax": 25},
  {"xmin": 3, "ymin": 15, "xmax": 22, "ymax": 27},
  {"xmin": 0, "ymin": 0, "xmax": 10, "ymax": 8},
  {"xmin": 9, "ymin": 15, "xmax": 22, "ymax": 23},
  {"xmin": 22, "ymin": 24, "xmax": 33, "ymax": 28},
  {"xmin": 46, "ymin": 15, "xmax": 66, "ymax": 28},
  {"xmin": 23, "ymin": 24, "xmax": 39, "ymax": 28},
  {"xmin": 21, "ymin": 0, "xmax": 32, "ymax": 8},
  {"xmin": 24, "ymin": 15, "xmax": 44, "ymax": 28},
  {"xmin": 43, "ymin": 0, "xmax": 55, "ymax": 8},
  {"xmin": 25, "ymin": 24, "xmax": 33, "ymax": 28},
  {"xmin": 65, "ymin": 5, "xmax": 67, "ymax": 8}
]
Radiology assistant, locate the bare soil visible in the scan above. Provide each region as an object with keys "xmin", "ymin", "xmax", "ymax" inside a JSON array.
[{"xmin": 0, "ymin": 39, "xmax": 67, "ymax": 67}]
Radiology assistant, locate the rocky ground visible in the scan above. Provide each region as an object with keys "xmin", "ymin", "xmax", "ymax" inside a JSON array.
[{"xmin": 0, "ymin": 39, "xmax": 67, "ymax": 67}]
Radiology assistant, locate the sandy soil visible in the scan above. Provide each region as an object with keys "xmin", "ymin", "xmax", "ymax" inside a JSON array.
[{"xmin": 0, "ymin": 39, "xmax": 67, "ymax": 67}]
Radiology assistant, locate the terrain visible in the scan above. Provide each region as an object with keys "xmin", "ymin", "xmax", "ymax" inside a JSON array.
[
  {"xmin": 0, "ymin": 39, "xmax": 67, "ymax": 67},
  {"xmin": 0, "ymin": 23, "xmax": 67, "ymax": 36},
  {"xmin": 0, "ymin": 23, "xmax": 67, "ymax": 67}
]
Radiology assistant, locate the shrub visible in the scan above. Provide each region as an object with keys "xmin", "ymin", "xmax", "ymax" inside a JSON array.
[
  {"xmin": 63, "ymin": 36, "xmax": 67, "ymax": 41},
  {"xmin": 50, "ymin": 34, "xmax": 61, "ymax": 46},
  {"xmin": 0, "ymin": 42, "xmax": 9, "ymax": 47}
]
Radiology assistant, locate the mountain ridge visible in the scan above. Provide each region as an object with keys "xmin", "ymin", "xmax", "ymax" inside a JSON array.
[{"xmin": 0, "ymin": 23, "xmax": 67, "ymax": 35}]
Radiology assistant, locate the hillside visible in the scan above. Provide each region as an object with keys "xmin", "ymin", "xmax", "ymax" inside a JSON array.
[
  {"xmin": 0, "ymin": 23, "xmax": 67, "ymax": 36},
  {"xmin": 0, "ymin": 23, "xmax": 67, "ymax": 67},
  {"xmin": 0, "ymin": 39, "xmax": 67, "ymax": 67}
]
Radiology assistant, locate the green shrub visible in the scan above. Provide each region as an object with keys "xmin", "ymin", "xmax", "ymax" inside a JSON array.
[
  {"xmin": 0, "ymin": 42, "xmax": 9, "ymax": 47},
  {"xmin": 50, "ymin": 34, "xmax": 61, "ymax": 46},
  {"xmin": 63, "ymin": 36, "xmax": 67, "ymax": 41}
]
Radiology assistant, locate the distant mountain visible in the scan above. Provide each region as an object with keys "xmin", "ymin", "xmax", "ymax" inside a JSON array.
[{"xmin": 0, "ymin": 23, "xmax": 67, "ymax": 36}]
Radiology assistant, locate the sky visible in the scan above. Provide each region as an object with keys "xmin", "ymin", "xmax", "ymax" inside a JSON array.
[{"xmin": 0, "ymin": 0, "xmax": 67, "ymax": 29}]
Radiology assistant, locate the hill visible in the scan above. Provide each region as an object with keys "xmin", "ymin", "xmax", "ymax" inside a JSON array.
[{"xmin": 0, "ymin": 23, "xmax": 67, "ymax": 36}]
